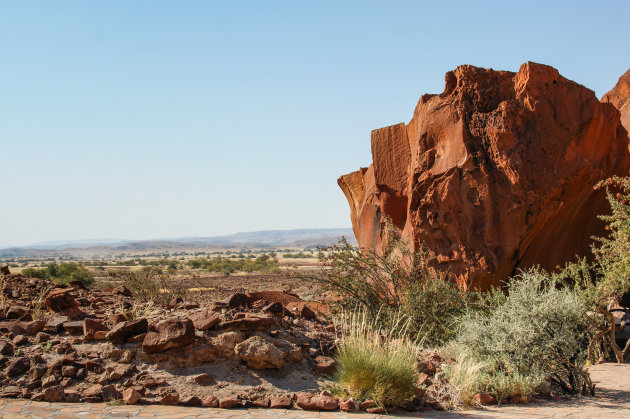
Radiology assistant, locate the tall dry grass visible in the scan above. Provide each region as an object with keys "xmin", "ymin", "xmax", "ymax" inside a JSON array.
[{"xmin": 333, "ymin": 310, "xmax": 419, "ymax": 408}]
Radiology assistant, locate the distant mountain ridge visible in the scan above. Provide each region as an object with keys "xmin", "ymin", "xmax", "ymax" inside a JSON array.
[{"xmin": 0, "ymin": 228, "xmax": 356, "ymax": 258}]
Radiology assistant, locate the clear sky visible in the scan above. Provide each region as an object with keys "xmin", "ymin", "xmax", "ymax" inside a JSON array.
[{"xmin": 1, "ymin": 1, "xmax": 628, "ymax": 248}]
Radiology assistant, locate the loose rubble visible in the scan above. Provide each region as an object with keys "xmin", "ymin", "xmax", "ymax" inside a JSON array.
[{"xmin": 0, "ymin": 273, "xmax": 347, "ymax": 410}]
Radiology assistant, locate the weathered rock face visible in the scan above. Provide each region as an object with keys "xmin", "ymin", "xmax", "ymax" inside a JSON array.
[
  {"xmin": 603, "ymin": 68, "xmax": 630, "ymax": 138},
  {"xmin": 339, "ymin": 62, "xmax": 630, "ymax": 290}
]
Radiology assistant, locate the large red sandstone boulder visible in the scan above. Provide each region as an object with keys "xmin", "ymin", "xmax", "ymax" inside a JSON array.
[
  {"xmin": 603, "ymin": 68, "xmax": 630, "ymax": 138},
  {"xmin": 339, "ymin": 62, "xmax": 630, "ymax": 289}
]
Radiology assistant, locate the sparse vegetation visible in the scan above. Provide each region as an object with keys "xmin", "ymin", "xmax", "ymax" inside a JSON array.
[
  {"xmin": 117, "ymin": 300, "xmax": 160, "ymax": 320},
  {"xmin": 122, "ymin": 267, "xmax": 186, "ymax": 306},
  {"xmin": 283, "ymin": 252, "xmax": 313, "ymax": 259},
  {"xmin": 30, "ymin": 284, "xmax": 53, "ymax": 320},
  {"xmin": 313, "ymin": 229, "xmax": 473, "ymax": 347},
  {"xmin": 0, "ymin": 276, "xmax": 7, "ymax": 312},
  {"xmin": 186, "ymin": 255, "xmax": 279, "ymax": 275},
  {"xmin": 21, "ymin": 262, "xmax": 94, "ymax": 286},
  {"xmin": 439, "ymin": 269, "xmax": 593, "ymax": 407}
]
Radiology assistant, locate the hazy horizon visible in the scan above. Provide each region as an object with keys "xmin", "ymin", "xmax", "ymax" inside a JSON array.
[
  {"xmin": 0, "ymin": 227, "xmax": 355, "ymax": 250},
  {"xmin": 1, "ymin": 1, "xmax": 629, "ymax": 248}
]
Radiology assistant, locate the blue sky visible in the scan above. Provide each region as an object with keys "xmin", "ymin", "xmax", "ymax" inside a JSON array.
[{"xmin": 1, "ymin": 1, "xmax": 628, "ymax": 248}]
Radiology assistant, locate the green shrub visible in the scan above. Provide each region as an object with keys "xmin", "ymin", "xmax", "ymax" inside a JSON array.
[
  {"xmin": 333, "ymin": 310, "xmax": 418, "ymax": 408},
  {"xmin": 312, "ymin": 228, "xmax": 472, "ymax": 347},
  {"xmin": 550, "ymin": 175, "xmax": 630, "ymax": 363},
  {"xmin": 443, "ymin": 269, "xmax": 593, "ymax": 403},
  {"xmin": 22, "ymin": 262, "xmax": 94, "ymax": 286}
]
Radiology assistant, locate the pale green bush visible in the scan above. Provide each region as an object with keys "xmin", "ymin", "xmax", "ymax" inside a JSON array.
[
  {"xmin": 435, "ymin": 347, "xmax": 547, "ymax": 408},
  {"xmin": 444, "ymin": 269, "xmax": 593, "ymax": 400}
]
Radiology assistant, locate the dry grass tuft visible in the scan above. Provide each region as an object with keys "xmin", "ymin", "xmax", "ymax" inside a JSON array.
[{"xmin": 333, "ymin": 310, "xmax": 419, "ymax": 408}]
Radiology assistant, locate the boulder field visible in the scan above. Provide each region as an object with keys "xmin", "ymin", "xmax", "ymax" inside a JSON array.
[{"xmin": 339, "ymin": 62, "xmax": 630, "ymax": 290}]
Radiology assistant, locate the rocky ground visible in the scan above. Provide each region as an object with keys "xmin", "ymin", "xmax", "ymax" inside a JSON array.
[
  {"xmin": 0, "ymin": 271, "xmax": 618, "ymax": 415},
  {"xmin": 0, "ymin": 273, "xmax": 347, "ymax": 410}
]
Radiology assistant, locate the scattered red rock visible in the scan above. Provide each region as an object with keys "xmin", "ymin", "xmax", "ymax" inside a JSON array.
[
  {"xmin": 43, "ymin": 385, "xmax": 64, "ymax": 402},
  {"xmin": 142, "ymin": 317, "xmax": 195, "ymax": 353},
  {"xmin": 220, "ymin": 314, "xmax": 275, "ymax": 331},
  {"xmin": 313, "ymin": 355, "xmax": 336, "ymax": 374},
  {"xmin": 106, "ymin": 318, "xmax": 148, "ymax": 345},
  {"xmin": 188, "ymin": 309, "xmax": 221, "ymax": 331},
  {"xmin": 473, "ymin": 393, "xmax": 496, "ymax": 405},
  {"xmin": 270, "ymin": 394, "xmax": 293, "ymax": 409},
  {"xmin": 248, "ymin": 290, "xmax": 302, "ymax": 306},
  {"xmin": 223, "ymin": 293, "xmax": 251, "ymax": 308},
  {"xmin": 360, "ymin": 399, "xmax": 376, "ymax": 410},
  {"xmin": 202, "ymin": 395, "xmax": 219, "ymax": 407},
  {"xmin": 219, "ymin": 397, "xmax": 240, "ymax": 408},
  {"xmin": 83, "ymin": 318, "xmax": 109, "ymax": 338},
  {"xmin": 296, "ymin": 391, "xmax": 339, "ymax": 411},
  {"xmin": 234, "ymin": 336, "xmax": 283, "ymax": 369},
  {"xmin": 339, "ymin": 398, "xmax": 358, "ymax": 412},
  {"xmin": 180, "ymin": 395, "xmax": 202, "ymax": 406},
  {"xmin": 63, "ymin": 321, "xmax": 84, "ymax": 335},
  {"xmin": 44, "ymin": 288, "xmax": 81, "ymax": 315},
  {"xmin": 366, "ymin": 406, "xmax": 386, "ymax": 413},
  {"xmin": 192, "ymin": 373, "xmax": 213, "ymax": 385},
  {"xmin": 6, "ymin": 356, "xmax": 30, "ymax": 377},
  {"xmin": 160, "ymin": 392, "xmax": 180, "ymax": 405},
  {"xmin": 112, "ymin": 285, "xmax": 133, "ymax": 297}
]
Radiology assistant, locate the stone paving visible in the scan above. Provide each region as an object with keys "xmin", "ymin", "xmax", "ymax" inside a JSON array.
[{"xmin": 0, "ymin": 364, "xmax": 628, "ymax": 418}]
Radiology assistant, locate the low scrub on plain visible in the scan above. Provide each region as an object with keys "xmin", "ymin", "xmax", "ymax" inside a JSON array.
[
  {"xmin": 22, "ymin": 262, "xmax": 94, "ymax": 286},
  {"xmin": 187, "ymin": 254, "xmax": 279, "ymax": 275}
]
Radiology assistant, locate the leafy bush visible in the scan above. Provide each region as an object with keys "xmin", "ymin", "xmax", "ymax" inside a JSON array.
[
  {"xmin": 313, "ymin": 230, "xmax": 472, "ymax": 347},
  {"xmin": 592, "ymin": 176, "xmax": 630, "ymax": 302},
  {"xmin": 443, "ymin": 269, "xmax": 593, "ymax": 404},
  {"xmin": 22, "ymin": 262, "xmax": 94, "ymax": 286},
  {"xmin": 549, "ymin": 175, "xmax": 630, "ymax": 363},
  {"xmin": 332, "ymin": 310, "xmax": 418, "ymax": 408}
]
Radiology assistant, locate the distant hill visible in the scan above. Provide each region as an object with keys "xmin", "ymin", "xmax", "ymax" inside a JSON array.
[{"xmin": 0, "ymin": 228, "xmax": 356, "ymax": 259}]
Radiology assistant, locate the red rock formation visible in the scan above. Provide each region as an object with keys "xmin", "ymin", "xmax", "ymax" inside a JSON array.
[
  {"xmin": 603, "ymin": 68, "xmax": 630, "ymax": 137},
  {"xmin": 339, "ymin": 62, "xmax": 630, "ymax": 290}
]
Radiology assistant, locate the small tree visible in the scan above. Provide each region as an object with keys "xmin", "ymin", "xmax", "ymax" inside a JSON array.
[{"xmin": 554, "ymin": 175, "xmax": 630, "ymax": 363}]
